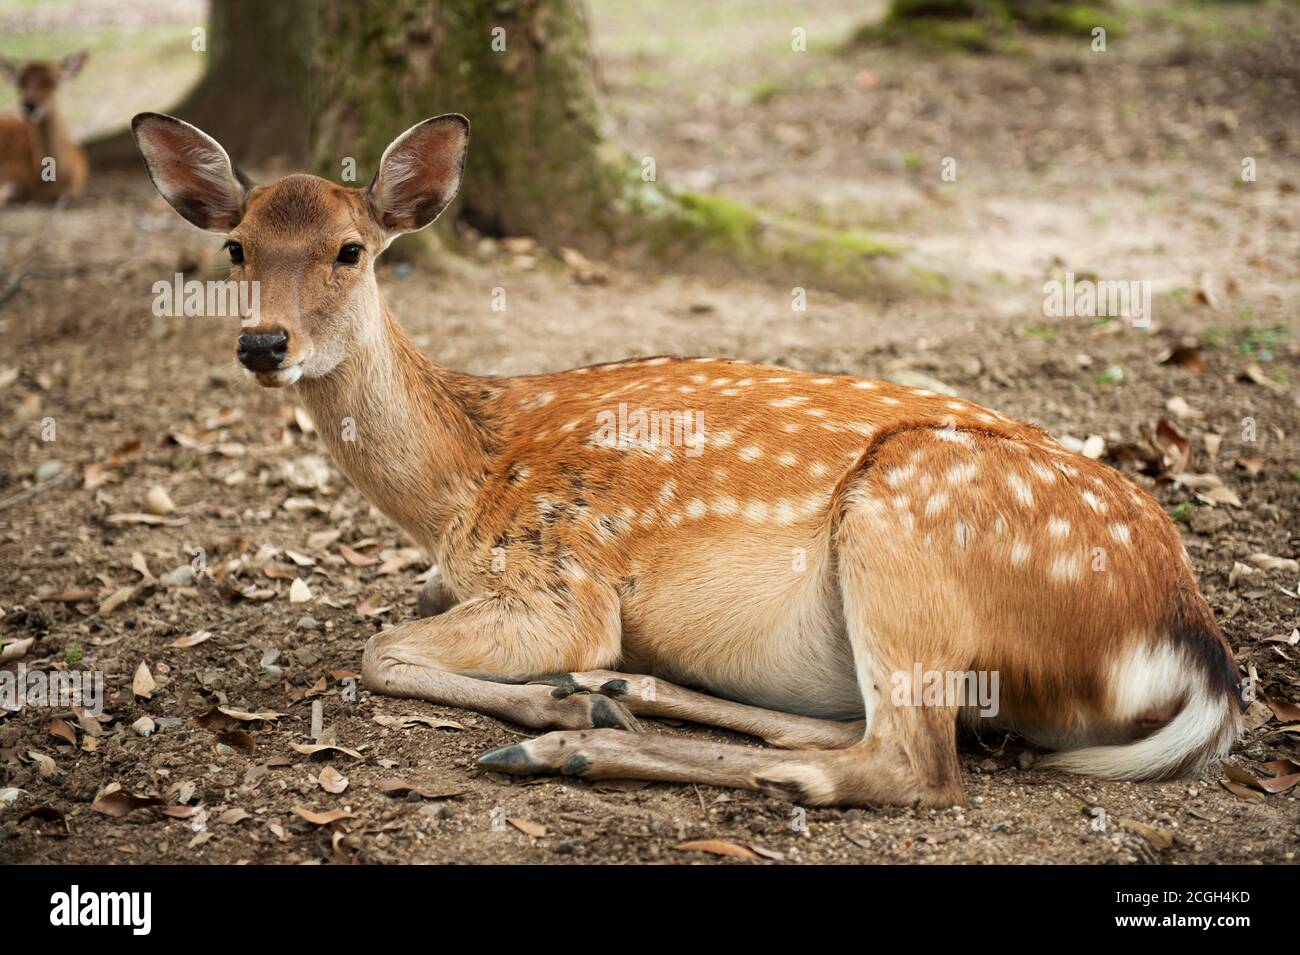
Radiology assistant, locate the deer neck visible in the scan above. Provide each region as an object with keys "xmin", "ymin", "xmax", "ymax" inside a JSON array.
[
  {"xmin": 31, "ymin": 108, "xmax": 73, "ymax": 170},
  {"xmin": 293, "ymin": 297, "xmax": 490, "ymax": 554}
]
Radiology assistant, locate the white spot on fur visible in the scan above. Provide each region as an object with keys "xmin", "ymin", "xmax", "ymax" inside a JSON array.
[
  {"xmin": 1049, "ymin": 552, "xmax": 1083, "ymax": 583},
  {"xmin": 947, "ymin": 461, "xmax": 977, "ymax": 485},
  {"xmin": 685, "ymin": 499, "xmax": 706, "ymax": 519},
  {"xmin": 1047, "ymin": 516, "xmax": 1071, "ymax": 537},
  {"xmin": 1006, "ymin": 473, "xmax": 1034, "ymax": 506},
  {"xmin": 1081, "ymin": 490, "xmax": 1107, "ymax": 513},
  {"xmin": 739, "ymin": 445, "xmax": 764, "ymax": 462},
  {"xmin": 1110, "ymin": 523, "xmax": 1131, "ymax": 544},
  {"xmin": 925, "ymin": 492, "xmax": 949, "ymax": 516},
  {"xmin": 885, "ymin": 464, "xmax": 916, "ymax": 487},
  {"xmin": 1010, "ymin": 540, "xmax": 1031, "ymax": 566},
  {"xmin": 777, "ymin": 451, "xmax": 799, "ymax": 467},
  {"xmin": 713, "ymin": 497, "xmax": 738, "ymax": 516},
  {"xmin": 1028, "ymin": 461, "xmax": 1057, "ymax": 483}
]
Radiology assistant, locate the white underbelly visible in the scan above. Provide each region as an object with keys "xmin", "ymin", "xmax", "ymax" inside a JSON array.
[{"xmin": 620, "ymin": 536, "xmax": 863, "ymax": 719}]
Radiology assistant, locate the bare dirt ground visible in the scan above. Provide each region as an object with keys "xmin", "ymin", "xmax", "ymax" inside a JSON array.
[{"xmin": 1, "ymin": 1, "xmax": 1298, "ymax": 864}]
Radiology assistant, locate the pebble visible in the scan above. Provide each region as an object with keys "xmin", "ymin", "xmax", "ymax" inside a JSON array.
[
  {"xmin": 132, "ymin": 716, "xmax": 156, "ymax": 737},
  {"xmin": 296, "ymin": 615, "xmax": 319, "ymax": 631},
  {"xmin": 161, "ymin": 565, "xmax": 196, "ymax": 587},
  {"xmin": 34, "ymin": 460, "xmax": 63, "ymax": 482}
]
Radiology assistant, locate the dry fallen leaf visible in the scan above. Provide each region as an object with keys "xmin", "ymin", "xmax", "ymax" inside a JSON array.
[
  {"xmin": 1239, "ymin": 363, "xmax": 1286, "ymax": 394},
  {"xmin": 318, "ymin": 766, "xmax": 349, "ymax": 794},
  {"xmin": 293, "ymin": 805, "xmax": 355, "ymax": 826},
  {"xmin": 1164, "ymin": 396, "xmax": 1202, "ymax": 420},
  {"xmin": 292, "ymin": 742, "xmax": 365, "ymax": 760},
  {"xmin": 145, "ymin": 485, "xmax": 176, "ymax": 515},
  {"xmin": 1235, "ymin": 455, "xmax": 1265, "ymax": 477},
  {"xmin": 132, "ymin": 661, "xmax": 157, "ymax": 699},
  {"xmin": 130, "ymin": 551, "xmax": 154, "ymax": 582},
  {"xmin": 338, "ymin": 543, "xmax": 377, "ymax": 567},
  {"xmin": 99, "ymin": 586, "xmax": 136, "ymax": 615},
  {"xmin": 27, "ymin": 750, "xmax": 60, "ymax": 778},
  {"xmin": 674, "ymin": 838, "xmax": 763, "ymax": 861},
  {"xmin": 263, "ymin": 562, "xmax": 295, "ymax": 581},
  {"xmin": 374, "ymin": 778, "xmax": 467, "ymax": 800},
  {"xmin": 1220, "ymin": 780, "xmax": 1266, "ymax": 803},
  {"xmin": 1118, "ymin": 818, "xmax": 1173, "ymax": 850},
  {"xmin": 48, "ymin": 718, "xmax": 77, "ymax": 746},
  {"xmin": 170, "ymin": 630, "xmax": 212, "ymax": 649},
  {"xmin": 91, "ymin": 790, "xmax": 163, "ymax": 818},
  {"xmin": 1151, "ymin": 417, "xmax": 1190, "ymax": 475},
  {"xmin": 18, "ymin": 805, "xmax": 69, "ymax": 838},
  {"xmin": 1266, "ymin": 700, "xmax": 1300, "ymax": 723},
  {"xmin": 1159, "ymin": 344, "xmax": 1207, "ymax": 373},
  {"xmin": 106, "ymin": 513, "xmax": 187, "ymax": 527},
  {"xmin": 216, "ymin": 730, "xmax": 256, "ymax": 754},
  {"xmin": 507, "ymin": 817, "xmax": 547, "ymax": 838},
  {"xmin": 0, "ymin": 636, "xmax": 34, "ymax": 664},
  {"xmin": 372, "ymin": 713, "xmax": 465, "ymax": 731},
  {"xmin": 1247, "ymin": 553, "xmax": 1299, "ymax": 574},
  {"xmin": 356, "ymin": 595, "xmax": 392, "ymax": 617}
]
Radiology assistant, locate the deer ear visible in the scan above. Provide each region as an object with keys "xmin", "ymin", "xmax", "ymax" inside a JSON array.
[
  {"xmin": 131, "ymin": 113, "xmax": 250, "ymax": 233},
  {"xmin": 60, "ymin": 50, "xmax": 88, "ymax": 78},
  {"xmin": 367, "ymin": 114, "xmax": 469, "ymax": 239}
]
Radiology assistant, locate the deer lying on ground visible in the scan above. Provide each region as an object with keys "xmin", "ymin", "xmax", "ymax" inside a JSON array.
[
  {"xmin": 130, "ymin": 111, "xmax": 1242, "ymax": 807},
  {"xmin": 0, "ymin": 51, "xmax": 88, "ymax": 203}
]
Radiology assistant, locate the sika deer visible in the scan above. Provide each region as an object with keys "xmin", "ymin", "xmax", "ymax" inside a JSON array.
[
  {"xmin": 0, "ymin": 51, "xmax": 88, "ymax": 202},
  {"xmin": 130, "ymin": 112, "xmax": 1242, "ymax": 807}
]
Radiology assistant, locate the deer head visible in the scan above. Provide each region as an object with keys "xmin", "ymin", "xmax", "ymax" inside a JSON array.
[
  {"xmin": 0, "ymin": 50, "xmax": 87, "ymax": 122},
  {"xmin": 130, "ymin": 112, "xmax": 469, "ymax": 387}
]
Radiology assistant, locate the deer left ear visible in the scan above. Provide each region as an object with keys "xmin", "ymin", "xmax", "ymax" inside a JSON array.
[
  {"xmin": 367, "ymin": 114, "xmax": 469, "ymax": 240},
  {"xmin": 60, "ymin": 50, "xmax": 88, "ymax": 78}
]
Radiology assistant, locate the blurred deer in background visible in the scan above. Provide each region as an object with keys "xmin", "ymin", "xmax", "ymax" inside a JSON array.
[
  {"xmin": 0, "ymin": 51, "xmax": 89, "ymax": 203},
  {"xmin": 130, "ymin": 111, "xmax": 1242, "ymax": 807}
]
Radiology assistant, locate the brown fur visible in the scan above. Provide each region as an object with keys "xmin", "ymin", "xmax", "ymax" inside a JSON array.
[
  {"xmin": 131, "ymin": 113, "xmax": 1242, "ymax": 807},
  {"xmin": 0, "ymin": 56, "xmax": 87, "ymax": 201}
]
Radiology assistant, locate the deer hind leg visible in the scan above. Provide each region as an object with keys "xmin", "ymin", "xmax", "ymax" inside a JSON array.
[
  {"xmin": 530, "ymin": 671, "xmax": 864, "ymax": 749},
  {"xmin": 363, "ymin": 582, "xmax": 640, "ymax": 733},
  {"xmin": 479, "ymin": 441, "xmax": 968, "ymax": 807}
]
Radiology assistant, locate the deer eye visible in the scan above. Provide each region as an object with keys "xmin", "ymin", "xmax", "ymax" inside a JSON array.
[
  {"xmin": 223, "ymin": 240, "xmax": 244, "ymax": 265},
  {"xmin": 336, "ymin": 243, "xmax": 363, "ymax": 265}
]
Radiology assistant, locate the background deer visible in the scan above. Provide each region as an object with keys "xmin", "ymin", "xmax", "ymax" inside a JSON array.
[
  {"xmin": 131, "ymin": 111, "xmax": 1243, "ymax": 807},
  {"xmin": 0, "ymin": 51, "xmax": 88, "ymax": 202}
]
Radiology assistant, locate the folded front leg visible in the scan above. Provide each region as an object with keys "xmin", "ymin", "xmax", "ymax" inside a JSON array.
[
  {"xmin": 534, "ymin": 670, "xmax": 864, "ymax": 748},
  {"xmin": 362, "ymin": 581, "xmax": 636, "ymax": 732}
]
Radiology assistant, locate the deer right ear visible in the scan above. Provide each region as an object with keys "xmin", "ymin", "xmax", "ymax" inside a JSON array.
[
  {"xmin": 367, "ymin": 114, "xmax": 469, "ymax": 241},
  {"xmin": 131, "ymin": 113, "xmax": 250, "ymax": 232}
]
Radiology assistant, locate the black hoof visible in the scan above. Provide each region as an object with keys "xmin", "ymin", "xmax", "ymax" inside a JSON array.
[
  {"xmin": 599, "ymin": 679, "xmax": 630, "ymax": 697},
  {"xmin": 477, "ymin": 744, "xmax": 546, "ymax": 775},
  {"xmin": 560, "ymin": 754, "xmax": 590, "ymax": 777},
  {"xmin": 590, "ymin": 695, "xmax": 640, "ymax": 732}
]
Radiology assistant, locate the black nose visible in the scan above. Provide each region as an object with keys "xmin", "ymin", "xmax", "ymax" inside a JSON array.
[
  {"xmin": 21, "ymin": 101, "xmax": 37, "ymax": 115},
  {"xmin": 237, "ymin": 331, "xmax": 289, "ymax": 372}
]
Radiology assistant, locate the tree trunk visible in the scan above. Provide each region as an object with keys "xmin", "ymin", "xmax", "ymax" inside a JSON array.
[
  {"xmin": 88, "ymin": 0, "xmax": 315, "ymax": 169},
  {"xmin": 98, "ymin": 0, "xmax": 932, "ymax": 298},
  {"xmin": 310, "ymin": 0, "xmax": 627, "ymax": 252}
]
